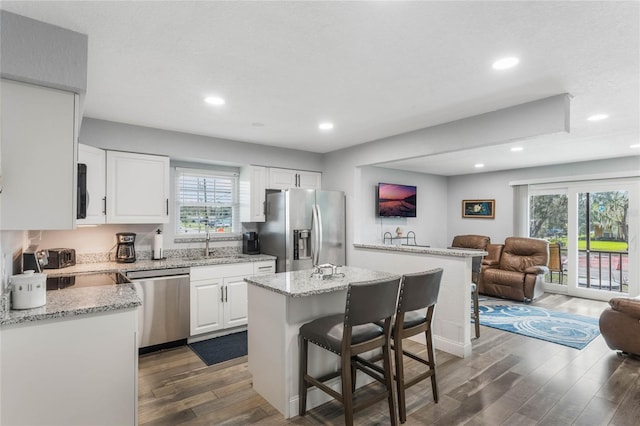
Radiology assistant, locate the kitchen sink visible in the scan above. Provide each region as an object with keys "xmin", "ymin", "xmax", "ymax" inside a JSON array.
[{"xmin": 184, "ymin": 254, "xmax": 245, "ymax": 262}]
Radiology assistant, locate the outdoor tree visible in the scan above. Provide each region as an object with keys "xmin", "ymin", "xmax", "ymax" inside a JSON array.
[{"xmin": 529, "ymin": 194, "xmax": 568, "ymax": 239}]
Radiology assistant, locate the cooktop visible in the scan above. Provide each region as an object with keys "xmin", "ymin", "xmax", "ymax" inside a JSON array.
[{"xmin": 46, "ymin": 272, "xmax": 130, "ymax": 291}]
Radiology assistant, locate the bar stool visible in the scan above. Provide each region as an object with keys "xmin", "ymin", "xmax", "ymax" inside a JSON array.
[
  {"xmin": 367, "ymin": 268, "xmax": 443, "ymax": 423},
  {"xmin": 450, "ymin": 235, "xmax": 490, "ymax": 338},
  {"xmin": 470, "ymin": 256, "xmax": 482, "ymax": 339},
  {"xmin": 298, "ymin": 276, "xmax": 401, "ymax": 426}
]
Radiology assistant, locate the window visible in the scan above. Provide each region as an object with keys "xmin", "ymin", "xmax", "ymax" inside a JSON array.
[{"xmin": 175, "ymin": 168, "xmax": 239, "ymax": 235}]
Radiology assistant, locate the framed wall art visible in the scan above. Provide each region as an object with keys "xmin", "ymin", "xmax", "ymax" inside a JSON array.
[{"xmin": 462, "ymin": 199, "xmax": 495, "ymax": 219}]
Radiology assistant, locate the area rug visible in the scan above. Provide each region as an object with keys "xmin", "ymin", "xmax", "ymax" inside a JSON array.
[
  {"xmin": 189, "ymin": 331, "xmax": 247, "ymax": 366},
  {"xmin": 478, "ymin": 305, "xmax": 600, "ymax": 350}
]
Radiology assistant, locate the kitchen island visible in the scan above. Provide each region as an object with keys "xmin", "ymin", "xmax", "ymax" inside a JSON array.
[{"xmin": 245, "ymin": 266, "xmax": 399, "ymax": 419}]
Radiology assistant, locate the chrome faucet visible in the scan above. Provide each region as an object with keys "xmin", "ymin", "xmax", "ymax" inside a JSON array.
[{"xmin": 204, "ymin": 226, "xmax": 211, "ymax": 257}]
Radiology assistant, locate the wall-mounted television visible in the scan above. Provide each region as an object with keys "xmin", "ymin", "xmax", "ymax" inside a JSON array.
[{"xmin": 377, "ymin": 183, "xmax": 417, "ymax": 217}]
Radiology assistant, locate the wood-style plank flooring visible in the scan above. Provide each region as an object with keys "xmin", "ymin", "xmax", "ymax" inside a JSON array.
[{"xmin": 139, "ymin": 294, "xmax": 640, "ymax": 425}]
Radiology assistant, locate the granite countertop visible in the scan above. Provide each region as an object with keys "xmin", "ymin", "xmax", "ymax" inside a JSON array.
[
  {"xmin": 45, "ymin": 253, "xmax": 277, "ymax": 277},
  {"xmin": 245, "ymin": 266, "xmax": 400, "ymax": 297},
  {"xmin": 1, "ymin": 281, "xmax": 141, "ymax": 326},
  {"xmin": 353, "ymin": 243, "xmax": 487, "ymax": 258},
  {"xmin": 1, "ymin": 254, "xmax": 276, "ymax": 326}
]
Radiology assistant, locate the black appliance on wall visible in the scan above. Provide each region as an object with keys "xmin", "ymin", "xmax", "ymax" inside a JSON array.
[
  {"xmin": 116, "ymin": 232, "xmax": 136, "ymax": 263},
  {"xmin": 242, "ymin": 232, "xmax": 260, "ymax": 255}
]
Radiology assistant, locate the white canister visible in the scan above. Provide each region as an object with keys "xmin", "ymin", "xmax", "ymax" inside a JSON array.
[{"xmin": 10, "ymin": 270, "xmax": 47, "ymax": 310}]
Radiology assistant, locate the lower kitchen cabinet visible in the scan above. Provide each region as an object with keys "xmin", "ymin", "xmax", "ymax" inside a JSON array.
[
  {"xmin": 191, "ymin": 275, "xmax": 225, "ymax": 335},
  {"xmin": 190, "ymin": 260, "xmax": 275, "ymax": 336},
  {"xmin": 0, "ymin": 308, "xmax": 138, "ymax": 426}
]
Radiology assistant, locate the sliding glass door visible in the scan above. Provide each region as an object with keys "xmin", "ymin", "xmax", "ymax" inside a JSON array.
[
  {"xmin": 529, "ymin": 188, "xmax": 568, "ymax": 293},
  {"xmin": 529, "ymin": 179, "xmax": 638, "ymax": 301},
  {"xmin": 576, "ymin": 188, "xmax": 630, "ymax": 298}
]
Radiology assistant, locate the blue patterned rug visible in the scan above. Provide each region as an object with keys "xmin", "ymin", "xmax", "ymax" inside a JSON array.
[{"xmin": 478, "ymin": 305, "xmax": 600, "ymax": 350}]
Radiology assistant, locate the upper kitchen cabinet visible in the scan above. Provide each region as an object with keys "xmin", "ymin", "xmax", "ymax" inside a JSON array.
[
  {"xmin": 77, "ymin": 144, "xmax": 106, "ymax": 225},
  {"xmin": 239, "ymin": 165, "xmax": 267, "ymax": 222},
  {"xmin": 106, "ymin": 151, "xmax": 170, "ymax": 224},
  {"xmin": 268, "ymin": 167, "xmax": 321, "ymax": 190},
  {"xmin": 1, "ymin": 79, "xmax": 78, "ymax": 230}
]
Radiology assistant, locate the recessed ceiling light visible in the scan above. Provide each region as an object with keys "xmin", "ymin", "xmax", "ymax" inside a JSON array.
[
  {"xmin": 204, "ymin": 96, "xmax": 225, "ymax": 106},
  {"xmin": 511, "ymin": 147, "xmax": 524, "ymax": 152},
  {"xmin": 474, "ymin": 163, "xmax": 485, "ymax": 168},
  {"xmin": 492, "ymin": 56, "xmax": 519, "ymax": 70},
  {"xmin": 587, "ymin": 113, "xmax": 609, "ymax": 121},
  {"xmin": 318, "ymin": 122, "xmax": 334, "ymax": 131},
  {"xmin": 631, "ymin": 143, "xmax": 640, "ymax": 149}
]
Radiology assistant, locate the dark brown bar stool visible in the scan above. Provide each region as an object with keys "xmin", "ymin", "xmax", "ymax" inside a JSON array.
[
  {"xmin": 386, "ymin": 268, "xmax": 443, "ymax": 423},
  {"xmin": 468, "ymin": 251, "xmax": 484, "ymax": 339},
  {"xmin": 298, "ymin": 276, "xmax": 401, "ymax": 426},
  {"xmin": 451, "ymin": 235, "xmax": 490, "ymax": 339}
]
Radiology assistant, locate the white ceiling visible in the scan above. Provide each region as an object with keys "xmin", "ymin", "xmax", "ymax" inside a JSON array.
[{"xmin": 2, "ymin": 1, "xmax": 639, "ymax": 176}]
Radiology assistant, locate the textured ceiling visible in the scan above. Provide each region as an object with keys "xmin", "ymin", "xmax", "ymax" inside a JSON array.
[{"xmin": 2, "ymin": 1, "xmax": 638, "ymax": 175}]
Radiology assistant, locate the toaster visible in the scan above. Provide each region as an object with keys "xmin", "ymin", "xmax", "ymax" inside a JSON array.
[{"xmin": 44, "ymin": 248, "xmax": 76, "ymax": 269}]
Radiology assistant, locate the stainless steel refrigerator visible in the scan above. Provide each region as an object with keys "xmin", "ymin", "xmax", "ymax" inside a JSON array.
[{"xmin": 258, "ymin": 189, "xmax": 346, "ymax": 272}]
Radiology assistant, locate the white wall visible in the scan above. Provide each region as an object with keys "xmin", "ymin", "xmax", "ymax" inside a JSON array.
[
  {"xmin": 0, "ymin": 11, "xmax": 87, "ymax": 94},
  {"xmin": 323, "ymin": 95, "xmax": 570, "ymax": 264},
  {"xmin": 80, "ymin": 118, "xmax": 324, "ymax": 172},
  {"xmin": 30, "ymin": 118, "xmax": 326, "ymax": 258},
  {"xmin": 446, "ymin": 156, "xmax": 640, "ymax": 243},
  {"xmin": 357, "ymin": 166, "xmax": 448, "ymax": 247}
]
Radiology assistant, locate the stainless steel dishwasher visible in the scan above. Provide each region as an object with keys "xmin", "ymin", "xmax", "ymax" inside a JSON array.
[{"xmin": 126, "ymin": 267, "xmax": 190, "ymax": 351}]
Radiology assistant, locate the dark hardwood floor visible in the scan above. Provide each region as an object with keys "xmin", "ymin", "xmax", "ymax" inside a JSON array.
[{"xmin": 139, "ymin": 294, "xmax": 640, "ymax": 425}]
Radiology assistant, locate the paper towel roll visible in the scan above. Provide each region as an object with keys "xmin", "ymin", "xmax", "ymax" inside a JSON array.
[{"xmin": 153, "ymin": 230, "xmax": 163, "ymax": 259}]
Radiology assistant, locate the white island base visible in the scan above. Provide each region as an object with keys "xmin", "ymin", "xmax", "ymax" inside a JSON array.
[{"xmin": 246, "ymin": 267, "xmax": 398, "ymax": 419}]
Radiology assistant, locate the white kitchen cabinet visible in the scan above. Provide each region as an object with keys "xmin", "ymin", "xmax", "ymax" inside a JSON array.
[
  {"xmin": 106, "ymin": 150, "xmax": 170, "ymax": 224},
  {"xmin": 0, "ymin": 308, "xmax": 138, "ymax": 426},
  {"xmin": 77, "ymin": 144, "xmax": 106, "ymax": 225},
  {"xmin": 190, "ymin": 260, "xmax": 275, "ymax": 336},
  {"xmin": 191, "ymin": 276, "xmax": 225, "ymax": 335},
  {"xmin": 239, "ymin": 165, "xmax": 267, "ymax": 222},
  {"xmin": 190, "ymin": 263, "xmax": 252, "ymax": 335},
  {"xmin": 268, "ymin": 167, "xmax": 322, "ymax": 190},
  {"xmin": 254, "ymin": 260, "xmax": 276, "ymax": 275},
  {"xmin": 223, "ymin": 275, "xmax": 249, "ymax": 328},
  {"xmin": 0, "ymin": 79, "xmax": 78, "ymax": 230}
]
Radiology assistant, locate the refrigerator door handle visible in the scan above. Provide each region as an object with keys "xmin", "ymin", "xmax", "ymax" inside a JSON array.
[{"xmin": 312, "ymin": 203, "xmax": 323, "ymax": 266}]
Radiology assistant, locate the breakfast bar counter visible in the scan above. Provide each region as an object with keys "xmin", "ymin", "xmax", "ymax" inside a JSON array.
[
  {"xmin": 245, "ymin": 266, "xmax": 399, "ymax": 418},
  {"xmin": 352, "ymin": 243, "xmax": 487, "ymax": 358}
]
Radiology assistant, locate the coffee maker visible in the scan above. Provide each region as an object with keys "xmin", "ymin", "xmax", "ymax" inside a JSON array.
[
  {"xmin": 242, "ymin": 232, "xmax": 260, "ymax": 255},
  {"xmin": 116, "ymin": 232, "xmax": 136, "ymax": 263}
]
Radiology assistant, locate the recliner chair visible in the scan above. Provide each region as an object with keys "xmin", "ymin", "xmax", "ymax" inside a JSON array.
[
  {"xmin": 599, "ymin": 297, "xmax": 640, "ymax": 356},
  {"xmin": 479, "ymin": 237, "xmax": 549, "ymax": 302}
]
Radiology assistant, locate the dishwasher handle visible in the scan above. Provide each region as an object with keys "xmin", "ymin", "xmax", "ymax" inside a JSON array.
[{"xmin": 126, "ymin": 267, "xmax": 190, "ymax": 280}]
